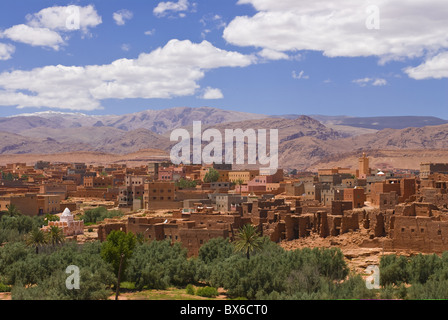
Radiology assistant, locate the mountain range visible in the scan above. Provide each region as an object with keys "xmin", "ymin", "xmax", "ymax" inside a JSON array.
[{"xmin": 1, "ymin": 107, "xmax": 448, "ymax": 170}]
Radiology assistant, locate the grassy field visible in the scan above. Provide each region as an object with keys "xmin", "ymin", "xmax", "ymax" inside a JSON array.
[{"xmin": 112, "ymin": 283, "xmax": 230, "ymax": 300}]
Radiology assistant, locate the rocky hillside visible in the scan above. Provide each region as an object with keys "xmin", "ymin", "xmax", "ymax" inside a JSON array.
[
  {"xmin": 1, "ymin": 107, "xmax": 448, "ymax": 170},
  {"xmin": 4, "ymin": 107, "xmax": 268, "ymax": 134}
]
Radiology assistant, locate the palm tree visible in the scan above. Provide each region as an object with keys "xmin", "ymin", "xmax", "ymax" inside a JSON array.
[
  {"xmin": 7, "ymin": 204, "xmax": 21, "ymax": 217},
  {"xmin": 234, "ymin": 224, "xmax": 264, "ymax": 259},
  {"xmin": 48, "ymin": 225, "xmax": 65, "ymax": 247},
  {"xmin": 235, "ymin": 179, "xmax": 244, "ymax": 195},
  {"xmin": 26, "ymin": 229, "xmax": 48, "ymax": 254}
]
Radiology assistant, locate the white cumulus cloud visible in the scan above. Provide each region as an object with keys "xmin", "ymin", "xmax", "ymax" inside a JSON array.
[
  {"xmin": 258, "ymin": 48, "xmax": 290, "ymax": 61},
  {"xmin": 0, "ymin": 39, "xmax": 254, "ymax": 111},
  {"xmin": 154, "ymin": 0, "xmax": 190, "ymax": 17},
  {"xmin": 1, "ymin": 24, "xmax": 64, "ymax": 50},
  {"xmin": 0, "ymin": 43, "xmax": 15, "ymax": 60},
  {"xmin": 26, "ymin": 5, "xmax": 102, "ymax": 33},
  {"xmin": 113, "ymin": 9, "xmax": 133, "ymax": 26},
  {"xmin": 200, "ymin": 87, "xmax": 224, "ymax": 99},
  {"xmin": 353, "ymin": 77, "xmax": 387, "ymax": 87},
  {"xmin": 404, "ymin": 51, "xmax": 448, "ymax": 80},
  {"xmin": 1, "ymin": 5, "xmax": 102, "ymax": 51},
  {"xmin": 224, "ymin": 0, "xmax": 448, "ymax": 78}
]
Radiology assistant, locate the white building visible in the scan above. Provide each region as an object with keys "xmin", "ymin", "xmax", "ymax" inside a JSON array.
[{"xmin": 43, "ymin": 208, "xmax": 84, "ymax": 236}]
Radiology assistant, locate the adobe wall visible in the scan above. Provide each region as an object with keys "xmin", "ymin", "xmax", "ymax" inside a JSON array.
[
  {"xmin": 391, "ymin": 216, "xmax": 448, "ymax": 253},
  {"xmin": 60, "ymin": 202, "xmax": 77, "ymax": 212},
  {"xmin": 68, "ymin": 188, "xmax": 107, "ymax": 199},
  {"xmin": 331, "ymin": 201, "xmax": 353, "ymax": 215},
  {"xmin": 263, "ymin": 222, "xmax": 284, "ymax": 242},
  {"xmin": 340, "ymin": 211, "xmax": 359, "ymax": 234},
  {"xmin": 186, "ymin": 213, "xmax": 243, "ymax": 230},
  {"xmin": 179, "ymin": 228, "xmax": 229, "ymax": 257},
  {"xmin": 97, "ymin": 222, "xmax": 127, "ymax": 241},
  {"xmin": 379, "ymin": 192, "xmax": 398, "ymax": 210},
  {"xmin": 147, "ymin": 201, "xmax": 183, "ymax": 210},
  {"xmin": 11, "ymin": 194, "xmax": 39, "ymax": 216}
]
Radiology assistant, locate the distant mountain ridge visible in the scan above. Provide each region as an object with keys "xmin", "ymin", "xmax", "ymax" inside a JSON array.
[
  {"xmin": 308, "ymin": 115, "xmax": 448, "ymax": 130},
  {"xmin": 1, "ymin": 107, "xmax": 448, "ymax": 170},
  {"xmin": 5, "ymin": 107, "xmax": 268, "ymax": 134}
]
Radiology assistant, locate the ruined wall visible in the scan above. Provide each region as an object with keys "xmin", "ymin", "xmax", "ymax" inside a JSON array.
[
  {"xmin": 331, "ymin": 201, "xmax": 353, "ymax": 215},
  {"xmin": 340, "ymin": 211, "xmax": 359, "ymax": 234}
]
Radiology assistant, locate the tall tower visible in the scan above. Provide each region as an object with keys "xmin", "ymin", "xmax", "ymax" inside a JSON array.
[{"xmin": 358, "ymin": 152, "xmax": 370, "ymax": 177}]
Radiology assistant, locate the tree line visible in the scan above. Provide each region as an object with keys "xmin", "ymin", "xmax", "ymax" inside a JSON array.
[{"xmin": 2, "ymin": 209, "xmax": 448, "ymax": 300}]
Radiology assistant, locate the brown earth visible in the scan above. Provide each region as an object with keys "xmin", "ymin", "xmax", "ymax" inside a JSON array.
[
  {"xmin": 308, "ymin": 149, "xmax": 448, "ymax": 172},
  {"xmin": 0, "ymin": 149, "xmax": 170, "ymax": 166}
]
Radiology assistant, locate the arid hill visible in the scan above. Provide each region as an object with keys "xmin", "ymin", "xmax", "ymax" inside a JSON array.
[
  {"xmin": 1, "ymin": 107, "xmax": 448, "ymax": 170},
  {"xmin": 0, "ymin": 127, "xmax": 172, "ymax": 155},
  {"xmin": 3, "ymin": 106, "xmax": 268, "ymax": 134},
  {"xmin": 0, "ymin": 149, "xmax": 170, "ymax": 166}
]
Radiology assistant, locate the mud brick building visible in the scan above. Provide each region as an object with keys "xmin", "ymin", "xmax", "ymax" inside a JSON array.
[
  {"xmin": 343, "ymin": 187, "xmax": 366, "ymax": 208},
  {"xmin": 144, "ymin": 181, "xmax": 182, "ymax": 210},
  {"xmin": 420, "ymin": 163, "xmax": 448, "ymax": 179},
  {"xmin": 284, "ymin": 182, "xmax": 305, "ymax": 196},
  {"xmin": 321, "ymin": 186, "xmax": 344, "ymax": 206},
  {"xmin": 68, "ymin": 186, "xmax": 109, "ymax": 199},
  {"xmin": 159, "ymin": 166, "xmax": 187, "ymax": 181},
  {"xmin": 371, "ymin": 178, "xmax": 416, "ymax": 207},
  {"xmin": 37, "ymin": 194, "xmax": 61, "ymax": 215},
  {"xmin": 118, "ymin": 175, "xmax": 147, "ymax": 210},
  {"xmin": 84, "ymin": 176, "xmax": 114, "ymax": 188},
  {"xmin": 358, "ymin": 152, "xmax": 371, "ymax": 178},
  {"xmin": 215, "ymin": 194, "xmax": 247, "ymax": 212},
  {"xmin": 0, "ymin": 193, "xmax": 39, "ymax": 216},
  {"xmin": 39, "ymin": 182, "xmax": 76, "ymax": 200},
  {"xmin": 228, "ymin": 170, "xmax": 259, "ymax": 184},
  {"xmin": 331, "ymin": 200, "xmax": 353, "ymax": 215},
  {"xmin": 98, "ymin": 212, "xmax": 247, "ymax": 256}
]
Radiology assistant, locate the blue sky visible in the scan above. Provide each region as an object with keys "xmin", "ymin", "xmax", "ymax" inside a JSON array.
[{"xmin": 0, "ymin": 0, "xmax": 446, "ymax": 118}]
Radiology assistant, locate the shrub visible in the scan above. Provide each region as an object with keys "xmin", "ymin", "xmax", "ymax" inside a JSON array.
[
  {"xmin": 0, "ymin": 282, "xmax": 11, "ymax": 292},
  {"xmin": 196, "ymin": 286, "xmax": 219, "ymax": 298},
  {"xmin": 185, "ymin": 284, "xmax": 195, "ymax": 295},
  {"xmin": 126, "ymin": 240, "xmax": 196, "ymax": 290},
  {"xmin": 82, "ymin": 207, "xmax": 123, "ymax": 224}
]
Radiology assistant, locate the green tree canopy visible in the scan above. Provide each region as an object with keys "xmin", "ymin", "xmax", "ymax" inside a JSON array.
[
  {"xmin": 100, "ymin": 230, "xmax": 136, "ymax": 299},
  {"xmin": 234, "ymin": 224, "xmax": 264, "ymax": 259},
  {"xmin": 204, "ymin": 168, "xmax": 220, "ymax": 183}
]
